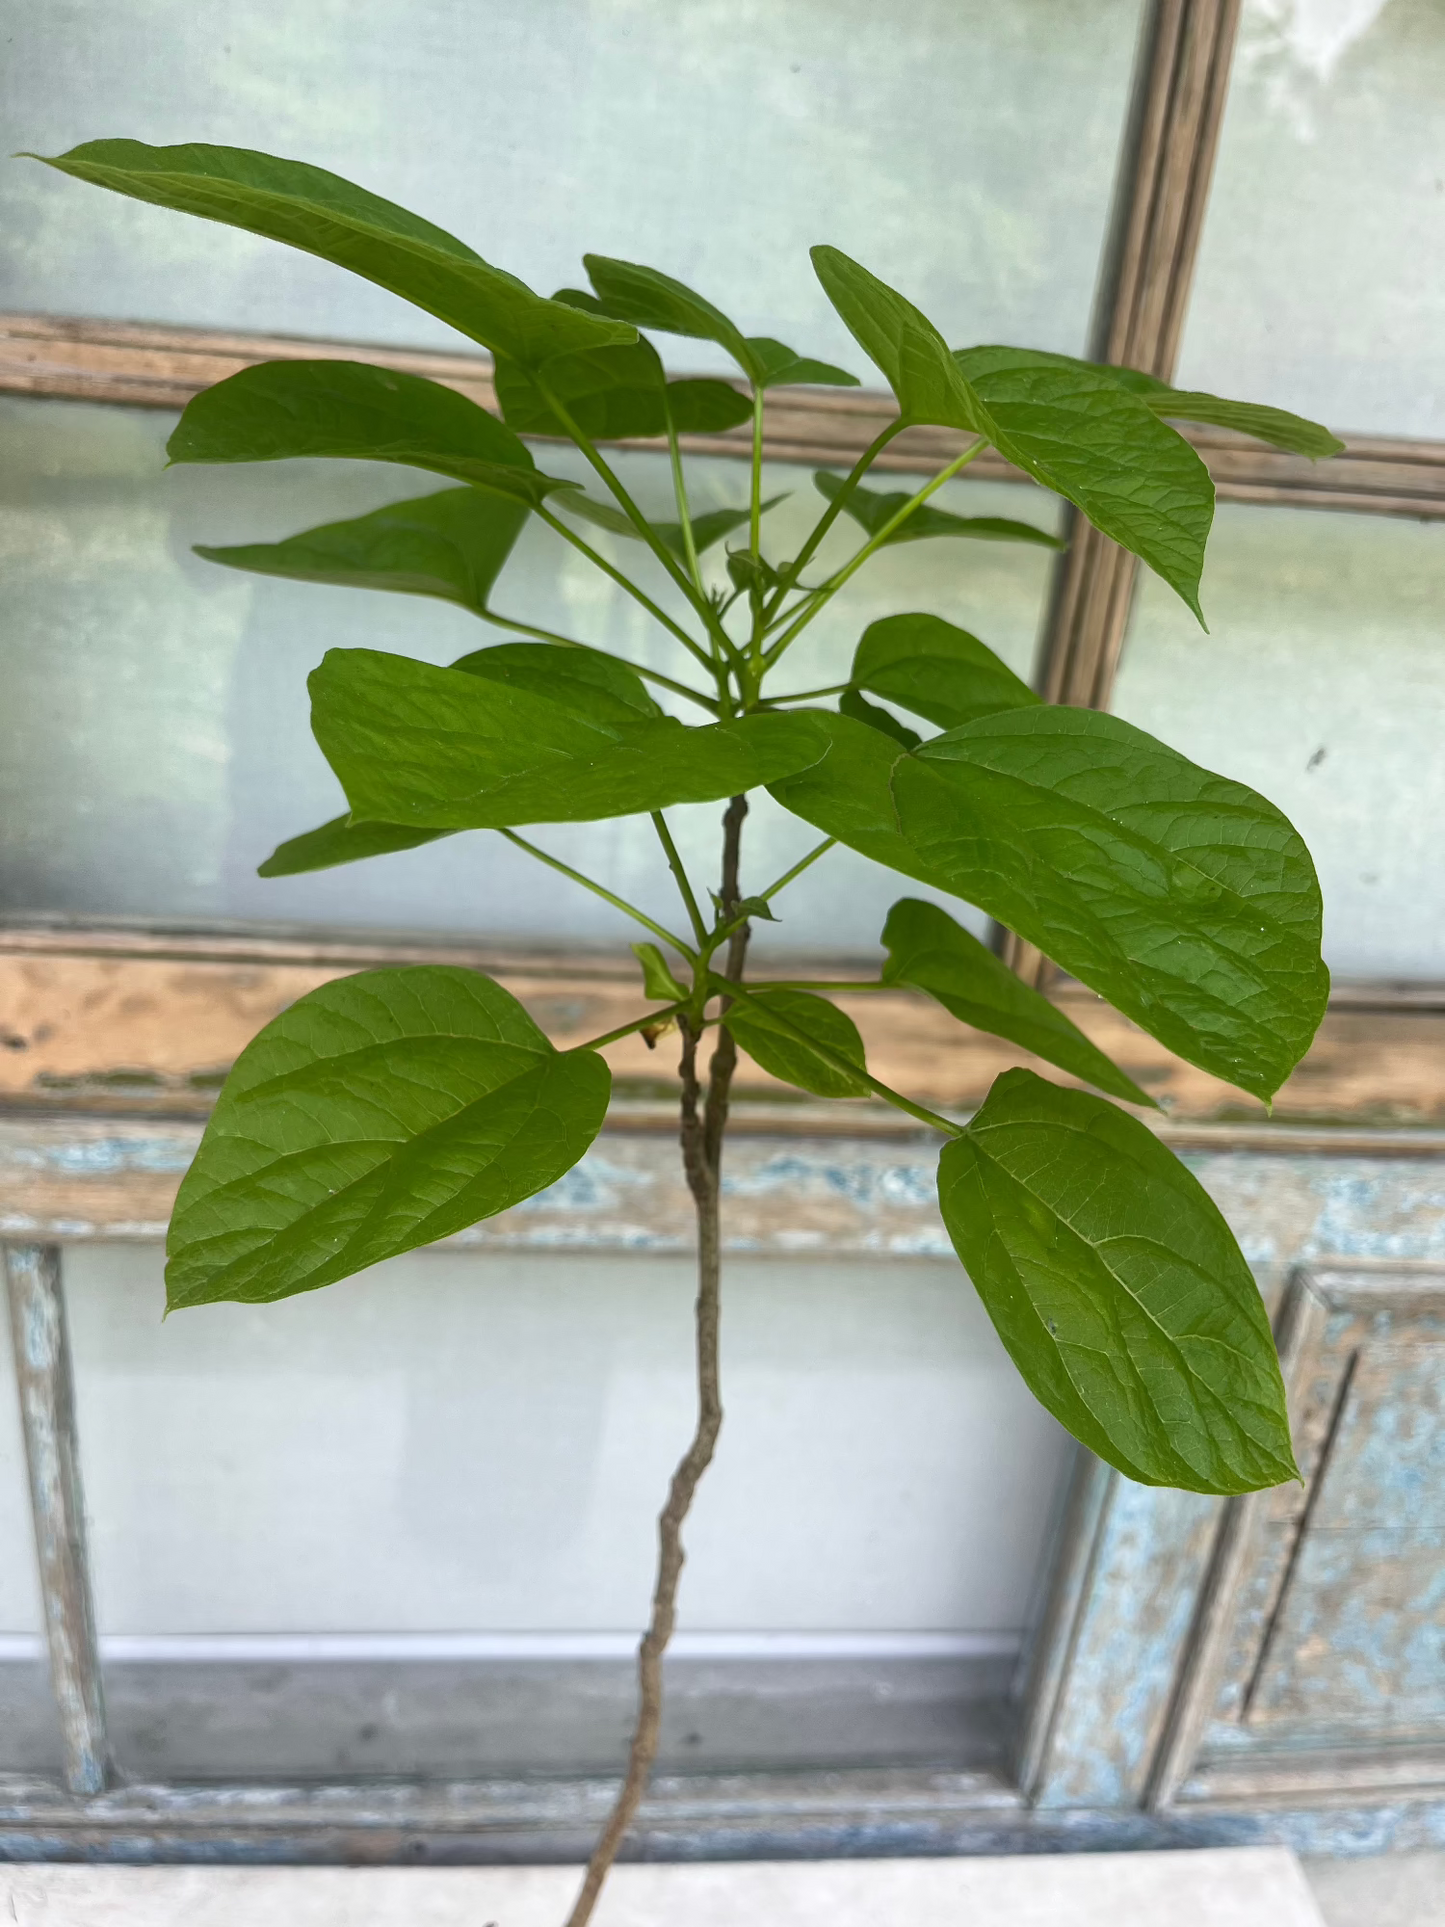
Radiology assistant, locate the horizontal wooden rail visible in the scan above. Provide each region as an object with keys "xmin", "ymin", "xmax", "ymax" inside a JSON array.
[{"xmin": 4, "ymin": 312, "xmax": 1443, "ymax": 518}]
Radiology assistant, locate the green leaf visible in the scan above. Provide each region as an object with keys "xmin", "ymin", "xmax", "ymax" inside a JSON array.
[
  {"xmin": 938, "ymin": 1068, "xmax": 1298, "ymax": 1494},
  {"xmin": 666, "ymin": 379, "xmax": 754, "ymax": 433},
  {"xmin": 583, "ymin": 253, "xmax": 759, "ymax": 377},
  {"xmin": 810, "ymin": 245, "xmax": 986, "ymax": 433},
  {"xmin": 451, "ymin": 640, "xmax": 661, "ymax": 721},
  {"xmin": 722, "ymin": 988, "xmax": 871, "ymax": 1099},
  {"xmin": 810, "ymin": 250, "xmax": 1215, "ymax": 618},
  {"xmin": 813, "ymin": 471, "xmax": 1062, "ymax": 549},
  {"xmin": 259, "ymin": 814, "xmax": 452, "ymax": 878},
  {"xmin": 850, "ymin": 614, "xmax": 1039, "ymax": 731},
  {"xmin": 311, "ymin": 648, "xmax": 831, "ymax": 830},
  {"xmin": 170, "ymin": 360, "xmax": 573, "ymax": 507},
  {"xmin": 33, "ymin": 141, "xmax": 632, "ymax": 367},
  {"xmin": 744, "ymin": 337, "xmax": 859, "ymax": 389},
  {"xmin": 725, "ymin": 548, "xmax": 786, "ymax": 597},
  {"xmin": 880, "ymin": 899, "xmax": 1151, "ymax": 1106},
  {"xmin": 166, "ymin": 966, "xmax": 611, "ymax": 1309},
  {"xmin": 838, "ymin": 687, "xmax": 921, "ymax": 749},
  {"xmin": 494, "ymin": 340, "xmax": 668, "ymax": 440},
  {"xmin": 632, "ymin": 943, "xmax": 687, "ymax": 1002},
  {"xmin": 892, "ymin": 707, "xmax": 1329, "ymax": 1101},
  {"xmin": 713, "ymin": 893, "xmax": 779, "ymax": 927},
  {"xmin": 195, "ymin": 487, "xmax": 528, "ymax": 613},
  {"xmin": 955, "ymin": 347, "xmax": 1342, "ymax": 460},
  {"xmin": 952, "ymin": 348, "xmax": 1215, "ymax": 622},
  {"xmin": 768, "ymin": 709, "xmax": 947, "ymax": 893},
  {"xmin": 559, "ymin": 491, "xmax": 782, "ymax": 560}
]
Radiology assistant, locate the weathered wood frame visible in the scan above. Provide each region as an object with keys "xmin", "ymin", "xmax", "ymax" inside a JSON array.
[{"xmin": 3, "ymin": 0, "xmax": 1444, "ymax": 1864}]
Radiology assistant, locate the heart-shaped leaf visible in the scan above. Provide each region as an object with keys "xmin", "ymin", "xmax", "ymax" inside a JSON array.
[
  {"xmin": 771, "ymin": 707, "xmax": 1328, "ymax": 1102},
  {"xmin": 881, "ymin": 899, "xmax": 1151, "ymax": 1106},
  {"xmin": 195, "ymin": 487, "xmax": 529, "ymax": 612},
  {"xmin": 956, "ymin": 347, "xmax": 1342, "ymax": 460},
  {"xmin": 939, "ymin": 1068, "xmax": 1298, "ymax": 1494},
  {"xmin": 893, "ymin": 708, "xmax": 1329, "ymax": 1101},
  {"xmin": 312, "ymin": 648, "xmax": 831, "ymax": 829},
  {"xmin": 584, "ymin": 254, "xmax": 758, "ymax": 373},
  {"xmin": 810, "ymin": 245, "xmax": 985, "ymax": 432},
  {"xmin": 170, "ymin": 360, "xmax": 573, "ymax": 507},
  {"xmin": 33, "ymin": 141, "xmax": 632, "ymax": 367},
  {"xmin": 813, "ymin": 471, "xmax": 1062, "ymax": 549},
  {"xmin": 166, "ymin": 966, "xmax": 611, "ymax": 1309},
  {"xmin": 722, "ymin": 988, "xmax": 871, "ymax": 1099},
  {"xmin": 850, "ymin": 614, "xmax": 1039, "ymax": 731}
]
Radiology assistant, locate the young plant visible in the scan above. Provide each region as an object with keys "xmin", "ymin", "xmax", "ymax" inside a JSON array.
[{"xmin": 35, "ymin": 142, "xmax": 1341, "ymax": 1924}]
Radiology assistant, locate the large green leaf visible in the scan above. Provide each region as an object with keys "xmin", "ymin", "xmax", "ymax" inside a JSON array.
[
  {"xmin": 850, "ymin": 614, "xmax": 1039, "ymax": 731},
  {"xmin": 955, "ymin": 347, "xmax": 1342, "ymax": 460},
  {"xmin": 771, "ymin": 707, "xmax": 1328, "ymax": 1101},
  {"xmin": 893, "ymin": 708, "xmax": 1329, "ymax": 1101},
  {"xmin": 810, "ymin": 249, "xmax": 1214, "ymax": 618},
  {"xmin": 166, "ymin": 966, "xmax": 611, "ymax": 1309},
  {"xmin": 169, "ymin": 360, "xmax": 573, "ymax": 507},
  {"xmin": 881, "ymin": 899, "xmax": 1151, "ymax": 1106},
  {"xmin": 494, "ymin": 341, "xmax": 670, "ymax": 440},
  {"xmin": 258, "ymin": 814, "xmax": 452, "ymax": 878},
  {"xmin": 195, "ymin": 487, "xmax": 528, "ymax": 612},
  {"xmin": 813, "ymin": 471, "xmax": 1062, "ymax": 549},
  {"xmin": 311, "ymin": 648, "xmax": 831, "ymax": 829},
  {"xmin": 938, "ymin": 1068, "xmax": 1297, "ymax": 1494},
  {"xmin": 34, "ymin": 141, "xmax": 632, "ymax": 367},
  {"xmin": 665, "ymin": 380, "xmax": 755, "ymax": 432},
  {"xmin": 838, "ymin": 688, "xmax": 921, "ymax": 749},
  {"xmin": 722, "ymin": 988, "xmax": 872, "ymax": 1099},
  {"xmin": 450, "ymin": 640, "xmax": 660, "ymax": 721}
]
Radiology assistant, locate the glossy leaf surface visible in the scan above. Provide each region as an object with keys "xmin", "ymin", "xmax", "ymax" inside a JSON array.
[
  {"xmin": 583, "ymin": 254, "xmax": 756, "ymax": 374},
  {"xmin": 956, "ymin": 347, "xmax": 1342, "ymax": 460},
  {"xmin": 723, "ymin": 989, "xmax": 871, "ymax": 1099},
  {"xmin": 494, "ymin": 341, "xmax": 669, "ymax": 440},
  {"xmin": 813, "ymin": 471, "xmax": 1062, "ymax": 549},
  {"xmin": 196, "ymin": 487, "xmax": 528, "ymax": 612},
  {"xmin": 166, "ymin": 967, "xmax": 610, "ymax": 1309},
  {"xmin": 259, "ymin": 815, "xmax": 451, "ymax": 878},
  {"xmin": 450, "ymin": 641, "xmax": 661, "ymax": 721},
  {"xmin": 35, "ymin": 141, "xmax": 632, "ymax": 366},
  {"xmin": 881, "ymin": 899, "xmax": 1150, "ymax": 1106},
  {"xmin": 810, "ymin": 245, "xmax": 985, "ymax": 433},
  {"xmin": 939, "ymin": 1068, "xmax": 1297, "ymax": 1494},
  {"xmin": 894, "ymin": 708, "xmax": 1329, "ymax": 1100},
  {"xmin": 850, "ymin": 614, "xmax": 1039, "ymax": 731},
  {"xmin": 745, "ymin": 337, "xmax": 859, "ymax": 389},
  {"xmin": 312, "ymin": 649, "xmax": 831, "ymax": 829},
  {"xmin": 170, "ymin": 360, "xmax": 571, "ymax": 507}
]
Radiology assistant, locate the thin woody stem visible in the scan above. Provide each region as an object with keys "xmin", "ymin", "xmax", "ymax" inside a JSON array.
[{"xmin": 563, "ymin": 794, "xmax": 749, "ymax": 1927}]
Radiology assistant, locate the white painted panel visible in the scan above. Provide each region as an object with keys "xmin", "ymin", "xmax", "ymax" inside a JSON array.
[{"xmin": 61, "ymin": 1243, "xmax": 1070, "ymax": 1638}]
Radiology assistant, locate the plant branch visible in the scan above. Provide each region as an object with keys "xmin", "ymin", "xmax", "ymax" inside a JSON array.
[
  {"xmin": 757, "ymin": 418, "xmax": 907, "ymax": 628},
  {"xmin": 762, "ymin": 681, "xmax": 850, "ymax": 704},
  {"xmin": 757, "ymin": 836, "xmax": 836, "ymax": 903},
  {"xmin": 652, "ymin": 812, "xmax": 709, "ymax": 947},
  {"xmin": 564, "ymin": 795, "xmax": 749, "ymax": 1927},
  {"xmin": 536, "ymin": 504, "xmax": 719, "ymax": 677},
  {"xmin": 497, "ymin": 829, "xmax": 695, "ymax": 958},
  {"xmin": 764, "ymin": 438, "xmax": 987, "ymax": 665},
  {"xmin": 576, "ymin": 1005, "xmax": 684, "ymax": 1053},
  {"xmin": 665, "ymin": 402, "xmax": 705, "ymax": 595},
  {"xmin": 479, "ymin": 608, "xmax": 719, "ymax": 714}
]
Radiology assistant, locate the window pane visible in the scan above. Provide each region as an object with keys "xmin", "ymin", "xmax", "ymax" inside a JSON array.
[
  {"xmin": 1176, "ymin": 1, "xmax": 1445, "ymax": 438},
  {"xmin": 4, "ymin": 0, "xmax": 1141, "ymax": 360},
  {"xmin": 1111, "ymin": 503, "xmax": 1445, "ymax": 981},
  {"xmin": 0, "ymin": 395, "xmax": 1061, "ymax": 950}
]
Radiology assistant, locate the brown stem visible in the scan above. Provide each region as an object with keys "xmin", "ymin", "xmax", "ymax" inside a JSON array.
[{"xmin": 562, "ymin": 796, "xmax": 749, "ymax": 1927}]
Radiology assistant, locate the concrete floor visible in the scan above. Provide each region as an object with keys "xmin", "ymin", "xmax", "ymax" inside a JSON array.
[
  {"xmin": 0, "ymin": 1848, "xmax": 1440, "ymax": 1925},
  {"xmin": 1304, "ymin": 1851, "xmax": 1445, "ymax": 1927}
]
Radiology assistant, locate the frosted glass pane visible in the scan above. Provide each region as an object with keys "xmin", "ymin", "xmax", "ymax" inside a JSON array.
[
  {"xmin": 1111, "ymin": 504, "xmax": 1445, "ymax": 981},
  {"xmin": 1176, "ymin": 0, "xmax": 1445, "ymax": 437},
  {"xmin": 64, "ymin": 1244, "xmax": 1070, "ymax": 1639},
  {"xmin": 0, "ymin": 395, "xmax": 1061, "ymax": 951},
  {"xmin": 3, "ymin": 0, "xmax": 1141, "ymax": 364}
]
